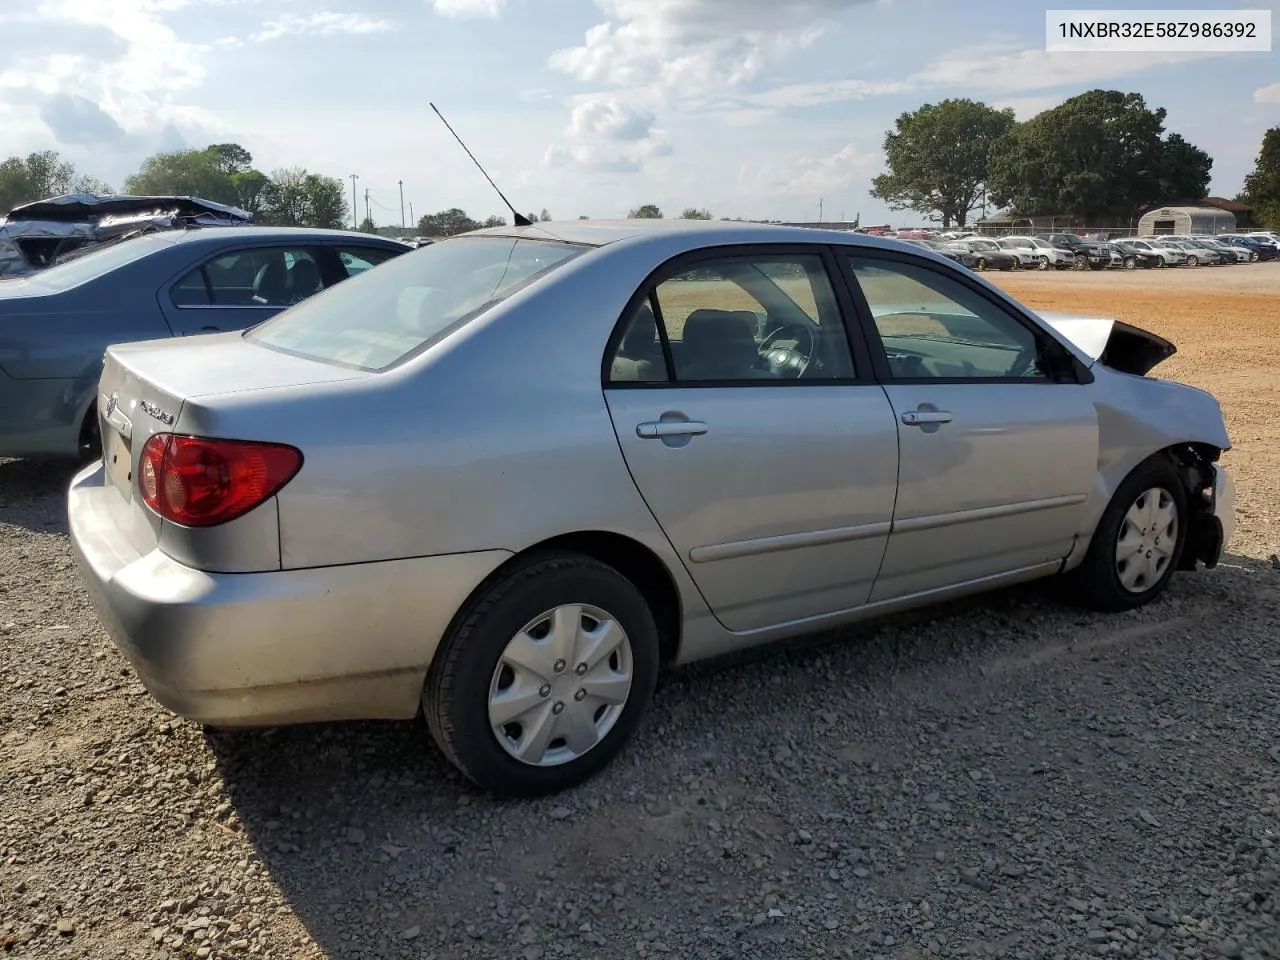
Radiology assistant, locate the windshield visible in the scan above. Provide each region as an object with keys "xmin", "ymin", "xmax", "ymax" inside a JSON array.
[
  {"xmin": 24, "ymin": 234, "xmax": 172, "ymax": 291},
  {"xmin": 246, "ymin": 236, "xmax": 589, "ymax": 371}
]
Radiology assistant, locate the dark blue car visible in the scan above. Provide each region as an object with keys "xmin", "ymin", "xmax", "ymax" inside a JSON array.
[{"xmin": 0, "ymin": 227, "xmax": 411, "ymax": 459}]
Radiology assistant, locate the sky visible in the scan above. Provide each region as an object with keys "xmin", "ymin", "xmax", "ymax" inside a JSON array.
[{"xmin": 0, "ymin": 0, "xmax": 1276, "ymax": 227}]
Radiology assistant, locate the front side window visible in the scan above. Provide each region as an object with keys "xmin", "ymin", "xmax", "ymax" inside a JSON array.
[
  {"xmin": 247, "ymin": 236, "xmax": 587, "ymax": 371},
  {"xmin": 847, "ymin": 256, "xmax": 1047, "ymax": 381},
  {"xmin": 607, "ymin": 253, "xmax": 855, "ymax": 384},
  {"xmin": 174, "ymin": 246, "xmax": 323, "ymax": 308}
]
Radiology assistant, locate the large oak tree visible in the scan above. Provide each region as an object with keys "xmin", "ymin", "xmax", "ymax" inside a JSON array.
[{"xmin": 870, "ymin": 99, "xmax": 1016, "ymax": 229}]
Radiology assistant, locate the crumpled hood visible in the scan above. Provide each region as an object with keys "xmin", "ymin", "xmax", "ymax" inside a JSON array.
[{"xmin": 1038, "ymin": 311, "xmax": 1177, "ymax": 376}]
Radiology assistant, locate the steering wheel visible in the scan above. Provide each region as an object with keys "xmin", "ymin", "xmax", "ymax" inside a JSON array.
[
  {"xmin": 758, "ymin": 323, "xmax": 817, "ymax": 378},
  {"xmin": 1005, "ymin": 343, "xmax": 1040, "ymax": 378}
]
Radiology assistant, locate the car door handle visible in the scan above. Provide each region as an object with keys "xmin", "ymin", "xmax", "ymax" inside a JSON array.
[
  {"xmin": 901, "ymin": 410, "xmax": 953, "ymax": 426},
  {"xmin": 637, "ymin": 420, "xmax": 708, "ymax": 439}
]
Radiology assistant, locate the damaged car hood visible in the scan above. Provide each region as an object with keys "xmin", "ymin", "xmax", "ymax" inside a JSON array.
[{"xmin": 1038, "ymin": 311, "xmax": 1176, "ymax": 377}]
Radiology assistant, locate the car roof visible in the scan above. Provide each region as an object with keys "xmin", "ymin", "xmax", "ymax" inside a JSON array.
[
  {"xmin": 463, "ymin": 218, "xmax": 910, "ymax": 252},
  {"xmin": 164, "ymin": 226, "xmax": 412, "ymax": 247}
]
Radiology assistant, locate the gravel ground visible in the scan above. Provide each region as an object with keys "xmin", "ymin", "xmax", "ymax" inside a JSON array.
[{"xmin": 3, "ymin": 267, "xmax": 1279, "ymax": 960}]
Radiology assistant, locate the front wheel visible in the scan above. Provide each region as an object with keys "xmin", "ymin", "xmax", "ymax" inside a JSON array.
[
  {"xmin": 1124, "ymin": 257, "xmax": 1137, "ymax": 270},
  {"xmin": 424, "ymin": 552, "xmax": 660, "ymax": 796},
  {"xmin": 1038, "ymin": 256, "xmax": 1049, "ymax": 270},
  {"xmin": 974, "ymin": 257, "xmax": 986, "ymax": 271},
  {"xmin": 1187, "ymin": 255, "xmax": 1199, "ymax": 266},
  {"xmin": 1064, "ymin": 457, "xmax": 1188, "ymax": 612},
  {"xmin": 1156, "ymin": 256, "xmax": 1166, "ymax": 267},
  {"xmin": 1073, "ymin": 255, "xmax": 1088, "ymax": 270}
]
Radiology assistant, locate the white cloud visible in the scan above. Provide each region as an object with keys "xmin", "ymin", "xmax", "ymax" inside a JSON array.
[
  {"xmin": 431, "ymin": 0, "xmax": 506, "ymax": 19},
  {"xmin": 567, "ymin": 97, "xmax": 656, "ymax": 141},
  {"xmin": 743, "ymin": 78, "xmax": 912, "ymax": 109},
  {"xmin": 550, "ymin": 0, "xmax": 874, "ymax": 93},
  {"xmin": 910, "ymin": 46, "xmax": 1228, "ymax": 95},
  {"xmin": 738, "ymin": 142, "xmax": 881, "ymax": 198},
  {"xmin": 251, "ymin": 12, "xmax": 394, "ymax": 42},
  {"xmin": 1255, "ymin": 82, "xmax": 1280, "ymax": 104}
]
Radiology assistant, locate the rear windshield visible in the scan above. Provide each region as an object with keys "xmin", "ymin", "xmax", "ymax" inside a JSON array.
[
  {"xmin": 26, "ymin": 234, "xmax": 173, "ymax": 291},
  {"xmin": 245, "ymin": 236, "xmax": 588, "ymax": 371}
]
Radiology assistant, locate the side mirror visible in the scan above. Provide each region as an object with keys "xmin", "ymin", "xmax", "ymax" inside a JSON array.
[{"xmin": 1039, "ymin": 340, "xmax": 1079, "ymax": 383}]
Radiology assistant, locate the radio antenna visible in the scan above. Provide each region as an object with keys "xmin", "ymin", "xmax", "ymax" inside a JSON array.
[{"xmin": 430, "ymin": 102, "xmax": 534, "ymax": 227}]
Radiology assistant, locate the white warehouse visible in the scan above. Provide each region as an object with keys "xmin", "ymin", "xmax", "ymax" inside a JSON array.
[{"xmin": 1137, "ymin": 206, "xmax": 1237, "ymax": 235}]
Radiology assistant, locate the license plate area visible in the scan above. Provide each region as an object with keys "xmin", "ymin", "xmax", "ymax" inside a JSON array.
[{"xmin": 104, "ymin": 426, "xmax": 133, "ymax": 499}]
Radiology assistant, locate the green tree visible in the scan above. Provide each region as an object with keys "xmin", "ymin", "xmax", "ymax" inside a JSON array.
[
  {"xmin": 987, "ymin": 90, "xmax": 1213, "ymax": 223},
  {"xmin": 481, "ymin": 215, "xmax": 506, "ymax": 228},
  {"xmin": 125, "ymin": 148, "xmax": 238, "ymax": 205},
  {"xmin": 416, "ymin": 207, "xmax": 480, "ymax": 237},
  {"xmin": 628, "ymin": 204, "xmax": 663, "ymax": 218},
  {"xmin": 229, "ymin": 169, "xmax": 271, "ymax": 217},
  {"xmin": 539, "ymin": 208, "xmax": 552, "ymax": 221},
  {"xmin": 207, "ymin": 143, "xmax": 253, "ymax": 176},
  {"xmin": 1239, "ymin": 126, "xmax": 1280, "ymax": 228},
  {"xmin": 0, "ymin": 150, "xmax": 110, "ymax": 211},
  {"xmin": 1155, "ymin": 133, "xmax": 1213, "ymax": 202},
  {"xmin": 680, "ymin": 207, "xmax": 712, "ymax": 219},
  {"xmin": 870, "ymin": 99, "xmax": 1015, "ymax": 229},
  {"xmin": 259, "ymin": 167, "xmax": 348, "ymax": 229},
  {"xmin": 358, "ymin": 216, "xmax": 377, "ymax": 233}
]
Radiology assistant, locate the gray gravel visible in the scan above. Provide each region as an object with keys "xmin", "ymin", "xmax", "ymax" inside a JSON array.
[{"xmin": 2, "ymin": 455, "xmax": 1278, "ymax": 960}]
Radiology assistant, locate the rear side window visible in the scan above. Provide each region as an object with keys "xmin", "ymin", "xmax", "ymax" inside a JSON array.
[{"xmin": 246, "ymin": 237, "xmax": 587, "ymax": 371}]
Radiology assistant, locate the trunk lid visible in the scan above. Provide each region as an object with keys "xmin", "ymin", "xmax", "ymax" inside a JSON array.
[{"xmin": 97, "ymin": 332, "xmax": 372, "ymax": 554}]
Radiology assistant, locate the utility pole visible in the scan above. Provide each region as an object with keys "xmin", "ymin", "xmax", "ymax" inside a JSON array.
[
  {"xmin": 818, "ymin": 198, "xmax": 823, "ymax": 225},
  {"xmin": 364, "ymin": 188, "xmax": 371, "ymax": 228},
  {"xmin": 349, "ymin": 174, "xmax": 358, "ymax": 230},
  {"xmin": 398, "ymin": 180, "xmax": 405, "ymax": 228},
  {"xmin": 409, "ymin": 202, "xmax": 414, "ymax": 229}
]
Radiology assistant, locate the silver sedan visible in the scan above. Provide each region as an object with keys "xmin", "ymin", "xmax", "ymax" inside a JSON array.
[{"xmin": 68, "ymin": 220, "xmax": 1235, "ymax": 795}]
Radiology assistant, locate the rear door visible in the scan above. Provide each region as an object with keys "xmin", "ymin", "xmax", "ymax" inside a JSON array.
[
  {"xmin": 159, "ymin": 244, "xmax": 327, "ymax": 336},
  {"xmin": 603, "ymin": 245, "xmax": 900, "ymax": 633},
  {"xmin": 838, "ymin": 250, "xmax": 1099, "ymax": 602}
]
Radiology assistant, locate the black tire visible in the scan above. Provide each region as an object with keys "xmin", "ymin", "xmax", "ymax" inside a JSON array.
[
  {"xmin": 974, "ymin": 257, "xmax": 986, "ymax": 271},
  {"xmin": 424, "ymin": 551, "xmax": 660, "ymax": 796},
  {"xmin": 1073, "ymin": 255, "xmax": 1088, "ymax": 270},
  {"xmin": 1187, "ymin": 255, "xmax": 1199, "ymax": 267},
  {"xmin": 1038, "ymin": 256, "xmax": 1049, "ymax": 270},
  {"xmin": 1064, "ymin": 456, "xmax": 1188, "ymax": 612},
  {"xmin": 1156, "ymin": 256, "xmax": 1165, "ymax": 267},
  {"xmin": 1123, "ymin": 257, "xmax": 1137, "ymax": 270}
]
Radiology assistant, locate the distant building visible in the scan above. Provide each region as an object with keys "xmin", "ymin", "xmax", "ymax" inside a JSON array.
[{"xmin": 1136, "ymin": 205, "xmax": 1237, "ymax": 236}]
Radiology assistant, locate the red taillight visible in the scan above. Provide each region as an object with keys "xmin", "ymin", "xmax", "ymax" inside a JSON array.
[{"xmin": 138, "ymin": 434, "xmax": 302, "ymax": 527}]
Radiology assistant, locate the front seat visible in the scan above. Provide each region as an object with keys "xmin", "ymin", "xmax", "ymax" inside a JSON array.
[
  {"xmin": 251, "ymin": 258, "xmax": 290, "ymax": 305},
  {"xmin": 287, "ymin": 258, "xmax": 322, "ymax": 303},
  {"xmin": 678, "ymin": 309, "xmax": 769, "ymax": 381}
]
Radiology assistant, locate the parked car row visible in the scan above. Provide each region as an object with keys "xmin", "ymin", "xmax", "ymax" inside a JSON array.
[{"xmin": 895, "ymin": 231, "xmax": 1280, "ymax": 272}]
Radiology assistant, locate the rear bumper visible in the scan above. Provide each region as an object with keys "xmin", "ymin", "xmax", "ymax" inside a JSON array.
[{"xmin": 68, "ymin": 462, "xmax": 511, "ymax": 726}]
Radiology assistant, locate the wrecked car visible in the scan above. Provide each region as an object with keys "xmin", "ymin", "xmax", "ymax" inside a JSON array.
[
  {"xmin": 68, "ymin": 220, "xmax": 1233, "ymax": 796},
  {"xmin": 0, "ymin": 193, "xmax": 251, "ymax": 279}
]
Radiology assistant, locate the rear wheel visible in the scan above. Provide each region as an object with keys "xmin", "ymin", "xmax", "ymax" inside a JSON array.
[
  {"xmin": 1065, "ymin": 457, "xmax": 1188, "ymax": 612},
  {"xmin": 424, "ymin": 552, "xmax": 660, "ymax": 796},
  {"xmin": 974, "ymin": 257, "xmax": 986, "ymax": 271},
  {"xmin": 1123, "ymin": 257, "xmax": 1137, "ymax": 270}
]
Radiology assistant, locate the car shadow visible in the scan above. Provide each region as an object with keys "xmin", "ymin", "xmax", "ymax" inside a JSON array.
[
  {"xmin": 0, "ymin": 457, "xmax": 80, "ymax": 534},
  {"xmin": 204, "ymin": 553, "xmax": 1279, "ymax": 960}
]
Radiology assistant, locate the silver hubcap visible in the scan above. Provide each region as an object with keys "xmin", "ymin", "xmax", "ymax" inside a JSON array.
[
  {"xmin": 1115, "ymin": 487, "xmax": 1178, "ymax": 593},
  {"xmin": 488, "ymin": 604, "xmax": 633, "ymax": 767}
]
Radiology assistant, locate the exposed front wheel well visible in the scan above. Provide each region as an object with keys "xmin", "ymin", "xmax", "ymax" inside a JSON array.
[{"xmin": 1157, "ymin": 443, "xmax": 1223, "ymax": 570}]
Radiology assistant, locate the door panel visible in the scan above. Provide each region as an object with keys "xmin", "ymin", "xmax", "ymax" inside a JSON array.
[
  {"xmin": 871, "ymin": 383, "xmax": 1097, "ymax": 600},
  {"xmin": 159, "ymin": 245, "xmax": 324, "ymax": 336},
  {"xmin": 605, "ymin": 386, "xmax": 899, "ymax": 631},
  {"xmin": 840, "ymin": 251, "xmax": 1100, "ymax": 601}
]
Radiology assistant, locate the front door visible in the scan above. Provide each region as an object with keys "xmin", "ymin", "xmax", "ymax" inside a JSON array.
[
  {"xmin": 159, "ymin": 244, "xmax": 328, "ymax": 336},
  {"xmin": 603, "ymin": 247, "xmax": 899, "ymax": 633},
  {"xmin": 840, "ymin": 251, "xmax": 1099, "ymax": 602}
]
